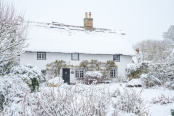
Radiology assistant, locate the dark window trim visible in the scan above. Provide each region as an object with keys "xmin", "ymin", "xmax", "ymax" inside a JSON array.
[
  {"xmin": 71, "ymin": 53, "xmax": 79, "ymax": 60},
  {"xmin": 37, "ymin": 52, "xmax": 46, "ymax": 60},
  {"xmin": 113, "ymin": 55, "xmax": 120, "ymax": 62}
]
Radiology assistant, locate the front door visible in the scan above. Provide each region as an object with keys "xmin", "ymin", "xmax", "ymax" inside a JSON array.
[{"xmin": 63, "ymin": 69, "xmax": 70, "ymax": 84}]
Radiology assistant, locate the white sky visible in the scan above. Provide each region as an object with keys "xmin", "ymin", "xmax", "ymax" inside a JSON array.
[{"xmin": 8, "ymin": 0, "xmax": 174, "ymax": 45}]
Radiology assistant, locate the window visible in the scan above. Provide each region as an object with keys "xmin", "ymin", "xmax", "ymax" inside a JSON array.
[
  {"xmin": 37, "ymin": 52, "xmax": 46, "ymax": 60},
  {"xmin": 110, "ymin": 68, "xmax": 117, "ymax": 78},
  {"xmin": 113, "ymin": 55, "xmax": 120, "ymax": 62},
  {"xmin": 75, "ymin": 68, "xmax": 84, "ymax": 78},
  {"xmin": 71, "ymin": 53, "xmax": 79, "ymax": 60}
]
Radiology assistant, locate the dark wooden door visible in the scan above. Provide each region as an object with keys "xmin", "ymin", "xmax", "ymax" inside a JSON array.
[{"xmin": 63, "ymin": 69, "xmax": 70, "ymax": 84}]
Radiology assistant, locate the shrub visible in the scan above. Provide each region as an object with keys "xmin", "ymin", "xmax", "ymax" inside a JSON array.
[
  {"xmin": 151, "ymin": 94, "xmax": 174, "ymax": 105},
  {"xmin": 84, "ymin": 71, "xmax": 102, "ymax": 84},
  {"xmin": 171, "ymin": 109, "xmax": 174, "ymax": 116},
  {"xmin": 112, "ymin": 88, "xmax": 150, "ymax": 116},
  {"xmin": 10, "ymin": 64, "xmax": 43, "ymax": 92},
  {"xmin": 0, "ymin": 75, "xmax": 30, "ymax": 115},
  {"xmin": 140, "ymin": 74, "xmax": 161, "ymax": 88}
]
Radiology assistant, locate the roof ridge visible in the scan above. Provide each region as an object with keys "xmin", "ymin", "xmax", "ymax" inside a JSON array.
[{"xmin": 28, "ymin": 21, "xmax": 126, "ymax": 35}]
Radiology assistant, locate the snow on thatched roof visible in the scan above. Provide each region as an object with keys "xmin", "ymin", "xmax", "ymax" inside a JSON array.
[{"xmin": 25, "ymin": 21, "xmax": 135, "ymax": 56}]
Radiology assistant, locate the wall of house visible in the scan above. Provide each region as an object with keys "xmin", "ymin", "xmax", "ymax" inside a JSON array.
[{"xmin": 20, "ymin": 52, "xmax": 132, "ymax": 83}]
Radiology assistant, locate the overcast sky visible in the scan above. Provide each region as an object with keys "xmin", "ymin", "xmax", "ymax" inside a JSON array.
[{"xmin": 9, "ymin": 0, "xmax": 174, "ymax": 45}]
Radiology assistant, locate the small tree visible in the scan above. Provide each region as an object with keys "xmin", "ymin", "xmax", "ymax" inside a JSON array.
[{"xmin": 0, "ymin": 0, "xmax": 28, "ymax": 65}]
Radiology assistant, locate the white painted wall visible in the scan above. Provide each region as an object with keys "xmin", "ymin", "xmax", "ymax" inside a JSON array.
[{"xmin": 20, "ymin": 52, "xmax": 132, "ymax": 83}]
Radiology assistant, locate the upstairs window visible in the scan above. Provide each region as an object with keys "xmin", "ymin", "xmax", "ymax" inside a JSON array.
[
  {"xmin": 113, "ymin": 55, "xmax": 120, "ymax": 62},
  {"xmin": 110, "ymin": 68, "xmax": 117, "ymax": 78},
  {"xmin": 71, "ymin": 53, "xmax": 79, "ymax": 60},
  {"xmin": 37, "ymin": 52, "xmax": 46, "ymax": 60},
  {"xmin": 75, "ymin": 68, "xmax": 84, "ymax": 78}
]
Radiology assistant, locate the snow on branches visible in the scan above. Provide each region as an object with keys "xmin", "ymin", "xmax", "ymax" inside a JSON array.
[{"xmin": 0, "ymin": 1, "xmax": 28, "ymax": 65}]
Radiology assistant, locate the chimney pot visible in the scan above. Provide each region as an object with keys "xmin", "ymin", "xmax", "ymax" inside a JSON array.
[
  {"xmin": 89, "ymin": 12, "xmax": 91, "ymax": 18},
  {"xmin": 85, "ymin": 12, "xmax": 88, "ymax": 18}
]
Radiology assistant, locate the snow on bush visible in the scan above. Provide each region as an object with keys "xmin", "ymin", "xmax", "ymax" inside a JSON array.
[
  {"xmin": 85, "ymin": 71, "xmax": 102, "ymax": 78},
  {"xmin": 127, "ymin": 79, "xmax": 142, "ymax": 87},
  {"xmin": 84, "ymin": 71, "xmax": 102, "ymax": 84},
  {"xmin": 0, "ymin": 75, "xmax": 30, "ymax": 115},
  {"xmin": 48, "ymin": 77, "xmax": 64, "ymax": 87},
  {"xmin": 140, "ymin": 74, "xmax": 161, "ymax": 88},
  {"xmin": 151, "ymin": 94, "xmax": 174, "ymax": 105},
  {"xmin": 10, "ymin": 64, "xmax": 43, "ymax": 92},
  {"xmin": 165, "ymin": 81, "xmax": 174, "ymax": 90},
  {"xmin": 112, "ymin": 88, "xmax": 150, "ymax": 116}
]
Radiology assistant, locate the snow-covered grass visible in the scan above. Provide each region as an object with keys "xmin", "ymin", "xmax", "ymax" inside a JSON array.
[{"xmin": 1, "ymin": 79, "xmax": 174, "ymax": 116}]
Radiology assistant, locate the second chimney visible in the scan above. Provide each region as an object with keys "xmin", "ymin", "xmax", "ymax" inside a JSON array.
[
  {"xmin": 89, "ymin": 12, "xmax": 91, "ymax": 18},
  {"xmin": 85, "ymin": 12, "xmax": 88, "ymax": 18}
]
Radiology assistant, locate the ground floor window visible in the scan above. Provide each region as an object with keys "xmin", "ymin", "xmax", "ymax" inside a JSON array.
[
  {"xmin": 110, "ymin": 68, "xmax": 117, "ymax": 78},
  {"xmin": 75, "ymin": 68, "xmax": 84, "ymax": 78}
]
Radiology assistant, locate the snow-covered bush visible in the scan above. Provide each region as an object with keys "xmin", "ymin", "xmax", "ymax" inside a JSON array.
[
  {"xmin": 10, "ymin": 64, "xmax": 43, "ymax": 92},
  {"xmin": 151, "ymin": 94, "xmax": 174, "ymax": 105},
  {"xmin": 171, "ymin": 109, "xmax": 174, "ymax": 116},
  {"xmin": 25, "ymin": 84, "xmax": 111, "ymax": 116},
  {"xmin": 140, "ymin": 74, "xmax": 161, "ymax": 88},
  {"xmin": 125, "ymin": 62, "xmax": 147, "ymax": 81},
  {"xmin": 112, "ymin": 88, "xmax": 150, "ymax": 116},
  {"xmin": 84, "ymin": 71, "xmax": 102, "ymax": 84},
  {"xmin": 165, "ymin": 80, "xmax": 174, "ymax": 90},
  {"xmin": 0, "ymin": 75, "xmax": 30, "ymax": 115},
  {"xmin": 127, "ymin": 79, "xmax": 142, "ymax": 87},
  {"xmin": 48, "ymin": 77, "xmax": 64, "ymax": 87}
]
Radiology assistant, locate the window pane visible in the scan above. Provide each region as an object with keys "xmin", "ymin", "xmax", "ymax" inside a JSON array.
[
  {"xmin": 110, "ymin": 70, "xmax": 113, "ymax": 77},
  {"xmin": 113, "ymin": 55, "xmax": 120, "ymax": 61},
  {"xmin": 72, "ymin": 54, "xmax": 78, "ymax": 60},
  {"xmin": 76, "ymin": 70, "xmax": 79, "ymax": 77},
  {"xmin": 80, "ymin": 71, "xmax": 83, "ymax": 78},
  {"xmin": 42, "ymin": 53, "xmax": 45, "ymax": 59},
  {"xmin": 38, "ymin": 53, "xmax": 41, "ymax": 59},
  {"xmin": 113, "ymin": 70, "xmax": 115, "ymax": 77}
]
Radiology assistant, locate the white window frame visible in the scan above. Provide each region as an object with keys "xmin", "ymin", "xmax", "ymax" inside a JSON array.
[
  {"xmin": 75, "ymin": 68, "xmax": 84, "ymax": 78},
  {"xmin": 113, "ymin": 55, "xmax": 120, "ymax": 62},
  {"xmin": 71, "ymin": 53, "xmax": 79, "ymax": 60},
  {"xmin": 37, "ymin": 52, "xmax": 46, "ymax": 60},
  {"xmin": 110, "ymin": 68, "xmax": 117, "ymax": 78}
]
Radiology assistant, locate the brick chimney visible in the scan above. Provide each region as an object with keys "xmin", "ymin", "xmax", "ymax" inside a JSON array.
[{"xmin": 84, "ymin": 12, "xmax": 93, "ymax": 30}]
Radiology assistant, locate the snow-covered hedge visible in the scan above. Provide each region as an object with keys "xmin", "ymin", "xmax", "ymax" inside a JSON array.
[{"xmin": 10, "ymin": 64, "xmax": 43, "ymax": 92}]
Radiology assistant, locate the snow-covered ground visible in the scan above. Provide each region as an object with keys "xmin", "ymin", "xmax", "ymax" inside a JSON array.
[
  {"xmin": 40, "ymin": 83, "xmax": 174, "ymax": 116},
  {"xmin": 1, "ymin": 80, "xmax": 174, "ymax": 116}
]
